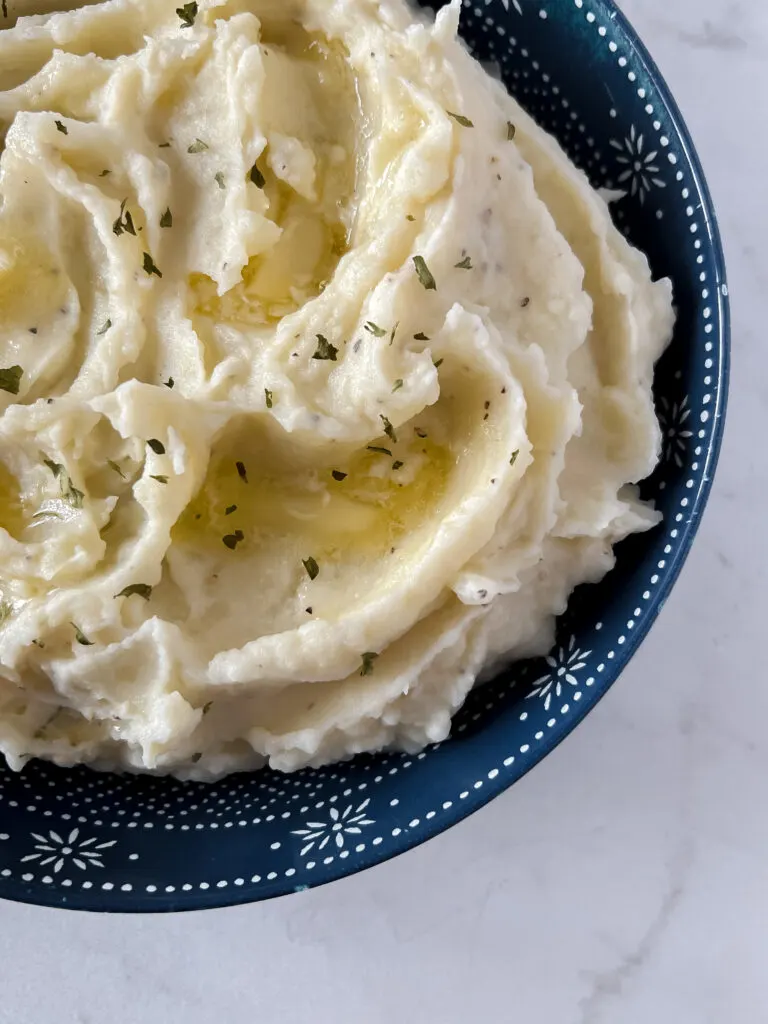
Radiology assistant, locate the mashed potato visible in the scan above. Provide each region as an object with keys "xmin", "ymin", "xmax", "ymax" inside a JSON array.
[{"xmin": 0, "ymin": 0, "xmax": 673, "ymax": 777}]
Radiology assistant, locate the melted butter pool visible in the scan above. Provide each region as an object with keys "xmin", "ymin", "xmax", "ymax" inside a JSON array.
[{"xmin": 174, "ymin": 430, "xmax": 454, "ymax": 561}]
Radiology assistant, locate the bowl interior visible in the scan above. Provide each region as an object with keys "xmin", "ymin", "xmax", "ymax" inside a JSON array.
[{"xmin": 0, "ymin": 0, "xmax": 728, "ymax": 912}]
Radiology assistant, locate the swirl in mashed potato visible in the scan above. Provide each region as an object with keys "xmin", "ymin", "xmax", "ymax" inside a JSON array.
[{"xmin": 0, "ymin": 0, "xmax": 673, "ymax": 776}]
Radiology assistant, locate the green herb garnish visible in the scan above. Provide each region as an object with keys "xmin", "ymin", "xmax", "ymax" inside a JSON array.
[
  {"xmin": 302, "ymin": 556, "xmax": 319, "ymax": 581},
  {"xmin": 406, "ymin": 214, "xmax": 415, "ymax": 222},
  {"xmin": 176, "ymin": 1, "xmax": 198, "ymax": 27},
  {"xmin": 42, "ymin": 459, "xmax": 84, "ymax": 509},
  {"xmin": 236, "ymin": 461, "xmax": 248, "ymax": 483},
  {"xmin": 433, "ymin": 358, "xmax": 443, "ymax": 368},
  {"xmin": 96, "ymin": 319, "xmax": 112, "ymax": 336},
  {"xmin": 507, "ymin": 121, "xmax": 517, "ymax": 141},
  {"xmin": 147, "ymin": 438, "xmax": 165, "ymax": 455},
  {"xmin": 99, "ymin": 169, "xmax": 110, "ymax": 177},
  {"xmin": 0, "ymin": 600, "xmax": 12, "ymax": 626},
  {"xmin": 313, "ymin": 334, "xmax": 338, "ymax": 361},
  {"xmin": 112, "ymin": 199, "xmax": 136, "ymax": 237},
  {"xmin": 265, "ymin": 388, "xmax": 273, "ymax": 409},
  {"xmin": 223, "ymin": 530, "xmax": 244, "ymax": 550},
  {"xmin": 249, "ymin": 163, "xmax": 265, "ymax": 188},
  {"xmin": 115, "ymin": 583, "xmax": 152, "ymax": 600},
  {"xmin": 63, "ymin": 480, "xmax": 84, "ymax": 508},
  {"xmin": 142, "ymin": 252, "xmax": 162, "ymax": 278},
  {"xmin": 412, "ymin": 255, "xmax": 436, "ymax": 291},
  {"xmin": 414, "ymin": 427, "xmax": 428, "ymax": 439},
  {"xmin": 447, "ymin": 111, "xmax": 474, "ymax": 127},
  {"xmin": 364, "ymin": 322, "xmax": 386, "ymax": 337},
  {"xmin": 214, "ymin": 171, "xmax": 225, "ymax": 190},
  {"xmin": 150, "ymin": 474, "xmax": 168, "ymax": 484},
  {"xmin": 55, "ymin": 120, "xmax": 68, "ymax": 135},
  {"xmin": 389, "ymin": 321, "xmax": 399, "ymax": 345},
  {"xmin": 454, "ymin": 255, "xmax": 473, "ymax": 269},
  {"xmin": 359, "ymin": 651, "xmax": 378, "ymax": 676},
  {"xmin": 331, "ymin": 470, "xmax": 347, "ymax": 481},
  {"xmin": 392, "ymin": 460, "xmax": 404, "ymax": 471},
  {"xmin": 202, "ymin": 701, "xmax": 213, "ymax": 715},
  {"xmin": 367, "ymin": 445, "xmax": 391, "ymax": 456},
  {"xmin": 164, "ymin": 377, "xmax": 174, "ymax": 388},
  {"xmin": 392, "ymin": 379, "xmax": 403, "ymax": 393},
  {"xmin": 107, "ymin": 459, "xmax": 125, "ymax": 478},
  {"xmin": 160, "ymin": 207, "xmax": 173, "ymax": 228},
  {"xmin": 380, "ymin": 415, "xmax": 397, "ymax": 444},
  {"xmin": 71, "ymin": 623, "xmax": 94, "ymax": 646},
  {"xmin": 187, "ymin": 138, "xmax": 209, "ymax": 154},
  {"xmin": 520, "ymin": 296, "xmax": 530, "ymax": 308},
  {"xmin": 225, "ymin": 504, "xmax": 237, "ymax": 515},
  {"xmin": 509, "ymin": 449, "xmax": 520, "ymax": 467},
  {"xmin": 0, "ymin": 365, "xmax": 23, "ymax": 395},
  {"xmin": 414, "ymin": 332, "xmax": 430, "ymax": 341}
]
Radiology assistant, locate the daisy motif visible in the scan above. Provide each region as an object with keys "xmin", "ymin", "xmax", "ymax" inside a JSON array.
[
  {"xmin": 658, "ymin": 396, "xmax": 692, "ymax": 468},
  {"xmin": 610, "ymin": 125, "xmax": 666, "ymax": 204},
  {"xmin": 21, "ymin": 828, "xmax": 116, "ymax": 873},
  {"xmin": 527, "ymin": 637, "xmax": 591, "ymax": 711},
  {"xmin": 291, "ymin": 799, "xmax": 375, "ymax": 857}
]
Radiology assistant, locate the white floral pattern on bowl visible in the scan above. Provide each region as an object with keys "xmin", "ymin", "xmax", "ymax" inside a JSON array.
[{"xmin": 21, "ymin": 829, "xmax": 116, "ymax": 874}]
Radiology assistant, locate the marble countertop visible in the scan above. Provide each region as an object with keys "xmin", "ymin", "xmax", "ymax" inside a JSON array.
[{"xmin": 0, "ymin": 0, "xmax": 762, "ymax": 1021}]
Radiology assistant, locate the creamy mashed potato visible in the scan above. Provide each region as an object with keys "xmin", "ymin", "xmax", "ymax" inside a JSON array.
[{"xmin": 0, "ymin": 0, "xmax": 673, "ymax": 777}]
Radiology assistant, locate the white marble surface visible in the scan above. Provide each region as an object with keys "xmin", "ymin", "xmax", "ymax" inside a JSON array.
[{"xmin": 0, "ymin": 0, "xmax": 763, "ymax": 1021}]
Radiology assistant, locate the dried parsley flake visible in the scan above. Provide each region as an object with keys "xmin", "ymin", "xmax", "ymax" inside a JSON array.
[
  {"xmin": 71, "ymin": 623, "xmax": 94, "ymax": 646},
  {"xmin": 115, "ymin": 583, "xmax": 152, "ymax": 600},
  {"xmin": 412, "ymin": 255, "xmax": 436, "ymax": 291},
  {"xmin": 380, "ymin": 415, "xmax": 397, "ymax": 444},
  {"xmin": 302, "ymin": 556, "xmax": 319, "ymax": 581},
  {"xmin": 249, "ymin": 163, "xmax": 265, "ymax": 188},
  {"xmin": 312, "ymin": 335, "xmax": 338, "ymax": 361},
  {"xmin": 0, "ymin": 365, "xmax": 23, "ymax": 395},
  {"xmin": 223, "ymin": 530, "xmax": 244, "ymax": 550},
  {"xmin": 142, "ymin": 252, "xmax": 162, "ymax": 278},
  {"xmin": 176, "ymin": 2, "xmax": 198, "ymax": 27},
  {"xmin": 359, "ymin": 651, "xmax": 378, "ymax": 676},
  {"xmin": 447, "ymin": 111, "xmax": 474, "ymax": 127}
]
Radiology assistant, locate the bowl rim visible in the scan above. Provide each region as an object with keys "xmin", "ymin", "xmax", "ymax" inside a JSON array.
[{"xmin": 0, "ymin": 0, "xmax": 729, "ymax": 913}]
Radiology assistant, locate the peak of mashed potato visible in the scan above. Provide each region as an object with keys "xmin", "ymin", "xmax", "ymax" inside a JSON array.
[{"xmin": 0, "ymin": 0, "xmax": 673, "ymax": 777}]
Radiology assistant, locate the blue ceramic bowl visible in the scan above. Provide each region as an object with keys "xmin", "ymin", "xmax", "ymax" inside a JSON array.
[{"xmin": 0, "ymin": 0, "xmax": 728, "ymax": 912}]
